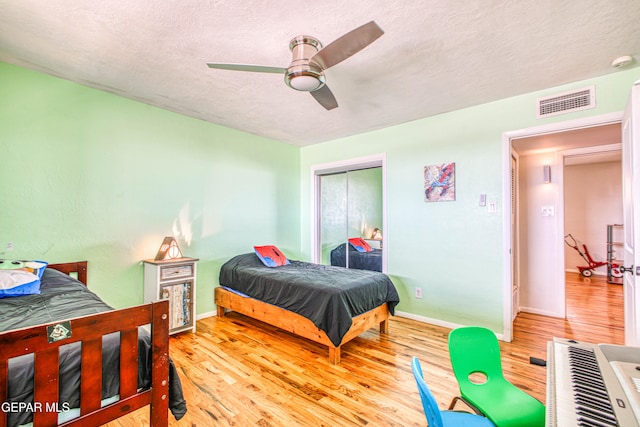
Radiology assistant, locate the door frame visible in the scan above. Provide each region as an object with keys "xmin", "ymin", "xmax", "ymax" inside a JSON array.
[
  {"xmin": 510, "ymin": 151, "xmax": 520, "ymax": 322},
  {"xmin": 501, "ymin": 112, "xmax": 623, "ymax": 342},
  {"xmin": 310, "ymin": 153, "xmax": 387, "ymax": 271}
]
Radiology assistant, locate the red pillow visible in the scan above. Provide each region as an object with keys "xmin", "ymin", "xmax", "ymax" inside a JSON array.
[
  {"xmin": 254, "ymin": 245, "xmax": 290, "ymax": 267},
  {"xmin": 348, "ymin": 237, "xmax": 373, "ymax": 252}
]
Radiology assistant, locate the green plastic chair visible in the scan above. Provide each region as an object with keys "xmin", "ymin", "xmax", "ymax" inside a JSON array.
[
  {"xmin": 447, "ymin": 327, "xmax": 545, "ymax": 427},
  {"xmin": 412, "ymin": 357, "xmax": 496, "ymax": 427}
]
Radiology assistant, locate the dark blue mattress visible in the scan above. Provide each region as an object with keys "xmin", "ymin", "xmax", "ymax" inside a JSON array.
[
  {"xmin": 330, "ymin": 243, "xmax": 383, "ymax": 272},
  {"xmin": 0, "ymin": 268, "xmax": 187, "ymax": 426},
  {"xmin": 218, "ymin": 253, "xmax": 399, "ymax": 347}
]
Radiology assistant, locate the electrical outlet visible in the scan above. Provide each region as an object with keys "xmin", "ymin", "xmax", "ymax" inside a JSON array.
[
  {"xmin": 6, "ymin": 242, "xmax": 13, "ymax": 251},
  {"xmin": 415, "ymin": 287, "xmax": 423, "ymax": 299}
]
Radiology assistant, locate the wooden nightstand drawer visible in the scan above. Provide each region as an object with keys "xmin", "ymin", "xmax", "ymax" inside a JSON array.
[{"xmin": 160, "ymin": 264, "xmax": 193, "ymax": 280}]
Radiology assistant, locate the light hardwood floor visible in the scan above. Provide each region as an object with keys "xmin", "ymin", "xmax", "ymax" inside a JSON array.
[{"xmin": 105, "ymin": 272, "xmax": 623, "ymax": 426}]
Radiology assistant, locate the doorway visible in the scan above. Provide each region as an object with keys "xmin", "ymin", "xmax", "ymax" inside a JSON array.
[
  {"xmin": 501, "ymin": 112, "xmax": 623, "ymax": 341},
  {"xmin": 562, "ymin": 146, "xmax": 623, "ymax": 282}
]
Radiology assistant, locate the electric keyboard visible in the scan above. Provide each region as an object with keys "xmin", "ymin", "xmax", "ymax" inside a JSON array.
[{"xmin": 546, "ymin": 338, "xmax": 640, "ymax": 426}]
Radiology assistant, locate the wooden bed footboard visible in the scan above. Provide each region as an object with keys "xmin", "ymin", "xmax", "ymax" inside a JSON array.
[
  {"xmin": 215, "ymin": 286, "xmax": 390, "ymax": 364},
  {"xmin": 0, "ymin": 262, "xmax": 170, "ymax": 427}
]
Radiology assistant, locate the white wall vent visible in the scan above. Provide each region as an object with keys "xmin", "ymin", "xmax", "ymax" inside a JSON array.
[{"xmin": 536, "ymin": 86, "xmax": 595, "ymax": 118}]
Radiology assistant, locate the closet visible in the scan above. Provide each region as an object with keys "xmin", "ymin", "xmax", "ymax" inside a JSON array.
[{"xmin": 318, "ymin": 167, "xmax": 383, "ymax": 271}]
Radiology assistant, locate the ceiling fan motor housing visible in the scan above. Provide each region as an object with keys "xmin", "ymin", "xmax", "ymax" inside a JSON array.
[{"xmin": 285, "ymin": 35, "xmax": 325, "ymax": 92}]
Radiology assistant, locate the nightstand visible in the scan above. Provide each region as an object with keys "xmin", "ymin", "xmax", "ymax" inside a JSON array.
[{"xmin": 143, "ymin": 257, "xmax": 198, "ymax": 334}]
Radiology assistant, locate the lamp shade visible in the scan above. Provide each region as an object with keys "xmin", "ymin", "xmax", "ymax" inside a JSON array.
[
  {"xmin": 154, "ymin": 237, "xmax": 183, "ymax": 260},
  {"xmin": 371, "ymin": 228, "xmax": 382, "ymax": 240}
]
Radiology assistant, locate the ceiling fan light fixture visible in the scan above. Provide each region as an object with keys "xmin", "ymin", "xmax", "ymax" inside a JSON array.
[
  {"xmin": 285, "ymin": 62, "xmax": 325, "ymax": 91},
  {"xmin": 289, "ymin": 75, "xmax": 322, "ymax": 91}
]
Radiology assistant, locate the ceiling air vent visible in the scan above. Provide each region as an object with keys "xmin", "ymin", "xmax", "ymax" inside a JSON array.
[{"xmin": 536, "ymin": 86, "xmax": 595, "ymax": 118}]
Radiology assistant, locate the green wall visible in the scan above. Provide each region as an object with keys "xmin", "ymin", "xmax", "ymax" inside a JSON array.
[
  {"xmin": 0, "ymin": 62, "xmax": 300, "ymax": 315},
  {"xmin": 300, "ymin": 67, "xmax": 640, "ymax": 333},
  {"xmin": 3, "ymin": 59, "xmax": 639, "ymax": 333}
]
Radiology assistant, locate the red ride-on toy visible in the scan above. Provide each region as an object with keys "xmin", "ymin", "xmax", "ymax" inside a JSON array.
[{"xmin": 564, "ymin": 233, "xmax": 622, "ymax": 278}]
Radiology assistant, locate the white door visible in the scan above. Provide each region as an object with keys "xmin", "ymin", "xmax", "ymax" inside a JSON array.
[{"xmin": 622, "ymin": 82, "xmax": 640, "ymax": 346}]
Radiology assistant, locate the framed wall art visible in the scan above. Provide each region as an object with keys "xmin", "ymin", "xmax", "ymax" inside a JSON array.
[{"xmin": 424, "ymin": 162, "xmax": 455, "ymax": 202}]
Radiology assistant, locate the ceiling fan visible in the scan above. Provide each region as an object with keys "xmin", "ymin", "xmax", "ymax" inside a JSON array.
[{"xmin": 206, "ymin": 21, "xmax": 384, "ymax": 110}]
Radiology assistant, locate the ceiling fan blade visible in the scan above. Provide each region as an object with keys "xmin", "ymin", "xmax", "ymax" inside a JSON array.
[
  {"xmin": 311, "ymin": 21, "xmax": 384, "ymax": 70},
  {"xmin": 206, "ymin": 63, "xmax": 286, "ymax": 74},
  {"xmin": 310, "ymin": 85, "xmax": 338, "ymax": 110}
]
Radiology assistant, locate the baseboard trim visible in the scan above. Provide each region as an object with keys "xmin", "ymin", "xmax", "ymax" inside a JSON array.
[
  {"xmin": 395, "ymin": 310, "xmax": 506, "ymax": 341},
  {"xmin": 518, "ymin": 306, "xmax": 564, "ymax": 318},
  {"xmin": 196, "ymin": 310, "xmax": 217, "ymax": 320},
  {"xmin": 204, "ymin": 307, "xmax": 509, "ymax": 340}
]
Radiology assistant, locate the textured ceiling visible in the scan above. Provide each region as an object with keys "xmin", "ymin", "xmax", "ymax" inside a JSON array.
[{"xmin": 1, "ymin": 1, "xmax": 639, "ymax": 146}]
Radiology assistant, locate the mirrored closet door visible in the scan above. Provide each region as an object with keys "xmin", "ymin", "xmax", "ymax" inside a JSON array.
[{"xmin": 319, "ymin": 167, "xmax": 383, "ymax": 272}]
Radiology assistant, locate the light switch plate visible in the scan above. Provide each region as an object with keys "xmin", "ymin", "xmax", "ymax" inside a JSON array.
[{"xmin": 541, "ymin": 206, "xmax": 555, "ymax": 217}]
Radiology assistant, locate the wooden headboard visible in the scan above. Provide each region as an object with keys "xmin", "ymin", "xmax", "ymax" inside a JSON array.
[{"xmin": 48, "ymin": 261, "xmax": 88, "ymax": 285}]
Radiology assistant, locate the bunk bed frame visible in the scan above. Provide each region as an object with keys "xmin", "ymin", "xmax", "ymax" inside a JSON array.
[{"xmin": 0, "ymin": 261, "xmax": 171, "ymax": 427}]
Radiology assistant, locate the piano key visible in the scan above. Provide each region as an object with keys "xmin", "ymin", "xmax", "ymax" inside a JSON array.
[{"xmin": 546, "ymin": 338, "xmax": 640, "ymax": 426}]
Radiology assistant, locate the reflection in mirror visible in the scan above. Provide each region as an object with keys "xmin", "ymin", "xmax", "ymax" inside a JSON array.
[
  {"xmin": 320, "ymin": 172, "xmax": 347, "ymax": 266},
  {"xmin": 319, "ymin": 167, "xmax": 383, "ymax": 271}
]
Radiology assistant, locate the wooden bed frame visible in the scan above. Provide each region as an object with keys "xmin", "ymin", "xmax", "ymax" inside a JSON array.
[
  {"xmin": 0, "ymin": 261, "xmax": 170, "ymax": 427},
  {"xmin": 215, "ymin": 286, "xmax": 390, "ymax": 364}
]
